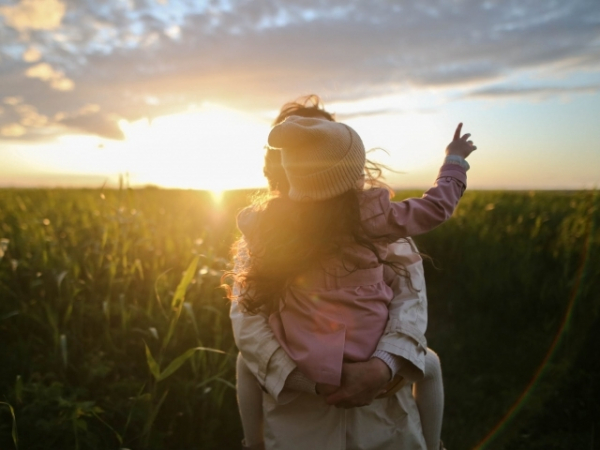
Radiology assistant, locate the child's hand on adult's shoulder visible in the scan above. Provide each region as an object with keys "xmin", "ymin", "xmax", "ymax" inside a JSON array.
[{"xmin": 446, "ymin": 123, "xmax": 477, "ymax": 159}]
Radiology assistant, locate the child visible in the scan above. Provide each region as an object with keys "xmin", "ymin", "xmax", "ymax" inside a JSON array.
[{"xmin": 232, "ymin": 115, "xmax": 476, "ymax": 450}]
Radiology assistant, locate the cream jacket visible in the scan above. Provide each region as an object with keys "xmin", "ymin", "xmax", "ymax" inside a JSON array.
[{"xmin": 230, "ymin": 238, "xmax": 429, "ymax": 449}]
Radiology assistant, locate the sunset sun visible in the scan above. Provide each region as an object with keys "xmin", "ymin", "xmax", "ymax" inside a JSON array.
[{"xmin": 117, "ymin": 103, "xmax": 270, "ymax": 192}]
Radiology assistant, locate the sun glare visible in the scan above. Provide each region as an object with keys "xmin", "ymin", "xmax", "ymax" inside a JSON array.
[
  {"xmin": 117, "ymin": 103, "xmax": 270, "ymax": 190},
  {"xmin": 210, "ymin": 189, "xmax": 225, "ymax": 203},
  {"xmin": 5, "ymin": 103, "xmax": 272, "ymax": 191}
]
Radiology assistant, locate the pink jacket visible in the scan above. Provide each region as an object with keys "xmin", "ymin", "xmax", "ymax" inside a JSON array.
[{"xmin": 238, "ymin": 163, "xmax": 466, "ymax": 385}]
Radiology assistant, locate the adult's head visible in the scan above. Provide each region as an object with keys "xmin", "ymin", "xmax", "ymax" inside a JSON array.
[
  {"xmin": 264, "ymin": 95, "xmax": 335, "ymax": 196},
  {"xmin": 271, "ymin": 94, "xmax": 335, "ymax": 126}
]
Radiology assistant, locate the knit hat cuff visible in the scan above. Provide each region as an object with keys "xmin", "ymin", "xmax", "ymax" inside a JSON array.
[{"xmin": 288, "ymin": 151, "xmax": 364, "ymax": 201}]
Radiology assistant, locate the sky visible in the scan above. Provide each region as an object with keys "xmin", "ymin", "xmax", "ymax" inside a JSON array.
[{"xmin": 0, "ymin": 0, "xmax": 599, "ymax": 191}]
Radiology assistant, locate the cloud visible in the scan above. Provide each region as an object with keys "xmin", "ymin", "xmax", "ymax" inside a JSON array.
[
  {"xmin": 22, "ymin": 46, "xmax": 42, "ymax": 62},
  {"xmin": 59, "ymin": 112, "xmax": 125, "ymax": 140},
  {"xmin": 1, "ymin": 123, "xmax": 27, "ymax": 137},
  {"xmin": 465, "ymin": 83, "xmax": 600, "ymax": 100},
  {"xmin": 15, "ymin": 103, "xmax": 48, "ymax": 127},
  {"xmin": 3, "ymin": 97, "xmax": 24, "ymax": 106},
  {"xmin": 0, "ymin": 0, "xmax": 599, "ymax": 142},
  {"xmin": 24, "ymin": 63, "xmax": 74, "ymax": 91},
  {"xmin": 0, "ymin": 0, "xmax": 66, "ymax": 31}
]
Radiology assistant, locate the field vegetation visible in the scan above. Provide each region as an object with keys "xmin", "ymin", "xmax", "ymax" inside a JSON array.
[{"xmin": 0, "ymin": 187, "xmax": 598, "ymax": 449}]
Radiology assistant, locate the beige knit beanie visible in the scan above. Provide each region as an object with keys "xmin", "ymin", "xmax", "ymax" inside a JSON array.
[{"xmin": 267, "ymin": 116, "xmax": 365, "ymax": 201}]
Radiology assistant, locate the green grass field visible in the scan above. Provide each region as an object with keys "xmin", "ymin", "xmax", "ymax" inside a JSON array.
[{"xmin": 0, "ymin": 188, "xmax": 598, "ymax": 449}]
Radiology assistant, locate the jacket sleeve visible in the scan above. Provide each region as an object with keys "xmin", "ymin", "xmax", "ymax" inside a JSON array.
[
  {"xmin": 364, "ymin": 163, "xmax": 467, "ymax": 239},
  {"xmin": 375, "ymin": 238, "xmax": 429, "ymax": 382},
  {"xmin": 229, "ymin": 239, "xmax": 297, "ymax": 403}
]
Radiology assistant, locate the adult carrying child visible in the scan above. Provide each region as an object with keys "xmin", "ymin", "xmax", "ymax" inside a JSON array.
[{"xmin": 230, "ymin": 100, "xmax": 477, "ymax": 450}]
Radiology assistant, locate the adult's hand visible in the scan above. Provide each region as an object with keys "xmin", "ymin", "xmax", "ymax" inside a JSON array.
[{"xmin": 324, "ymin": 358, "xmax": 391, "ymax": 408}]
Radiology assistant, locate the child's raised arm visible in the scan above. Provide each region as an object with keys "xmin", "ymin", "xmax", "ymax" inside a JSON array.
[{"xmin": 362, "ymin": 123, "xmax": 477, "ymax": 239}]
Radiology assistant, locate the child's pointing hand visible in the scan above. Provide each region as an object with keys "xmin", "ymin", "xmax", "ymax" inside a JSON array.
[{"xmin": 446, "ymin": 123, "xmax": 477, "ymax": 159}]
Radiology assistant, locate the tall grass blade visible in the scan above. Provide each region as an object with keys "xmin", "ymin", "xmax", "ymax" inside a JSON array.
[
  {"xmin": 14, "ymin": 376, "xmax": 22, "ymax": 404},
  {"xmin": 91, "ymin": 410, "xmax": 123, "ymax": 445},
  {"xmin": 0, "ymin": 238, "xmax": 9, "ymax": 259},
  {"xmin": 60, "ymin": 334, "xmax": 68, "ymax": 368},
  {"xmin": 142, "ymin": 389, "xmax": 169, "ymax": 446},
  {"xmin": 214, "ymin": 377, "xmax": 236, "ymax": 390},
  {"xmin": 122, "ymin": 383, "xmax": 146, "ymax": 440},
  {"xmin": 0, "ymin": 402, "xmax": 18, "ymax": 449},
  {"xmin": 158, "ymin": 346, "xmax": 225, "ymax": 382},
  {"xmin": 171, "ymin": 255, "xmax": 200, "ymax": 315},
  {"xmin": 144, "ymin": 343, "xmax": 161, "ymax": 381},
  {"xmin": 183, "ymin": 302, "xmax": 199, "ymax": 337},
  {"xmin": 1, "ymin": 311, "xmax": 19, "ymax": 321},
  {"xmin": 162, "ymin": 255, "xmax": 200, "ymax": 349},
  {"xmin": 56, "ymin": 270, "xmax": 67, "ymax": 289}
]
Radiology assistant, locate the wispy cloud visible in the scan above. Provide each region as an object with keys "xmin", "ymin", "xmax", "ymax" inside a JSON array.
[
  {"xmin": 0, "ymin": 0, "xmax": 66, "ymax": 31},
  {"xmin": 465, "ymin": 83, "xmax": 600, "ymax": 100},
  {"xmin": 24, "ymin": 62, "xmax": 74, "ymax": 90}
]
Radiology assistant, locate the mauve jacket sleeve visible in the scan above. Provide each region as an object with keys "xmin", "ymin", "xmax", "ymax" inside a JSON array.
[{"xmin": 363, "ymin": 163, "xmax": 467, "ymax": 238}]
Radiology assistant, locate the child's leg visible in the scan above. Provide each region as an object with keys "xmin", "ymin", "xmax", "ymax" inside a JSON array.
[
  {"xmin": 413, "ymin": 349, "xmax": 444, "ymax": 450},
  {"xmin": 236, "ymin": 352, "xmax": 264, "ymax": 448}
]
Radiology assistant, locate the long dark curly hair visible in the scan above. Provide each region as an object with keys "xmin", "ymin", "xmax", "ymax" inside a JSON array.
[{"xmin": 226, "ymin": 95, "xmax": 413, "ymax": 314}]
